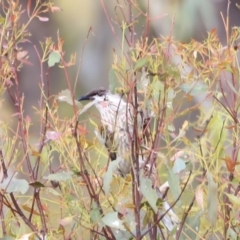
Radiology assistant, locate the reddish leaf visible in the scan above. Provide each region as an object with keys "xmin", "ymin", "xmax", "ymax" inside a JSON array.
[
  {"xmin": 27, "ymin": 0, "xmax": 31, "ymax": 16},
  {"xmin": 31, "ymin": 150, "xmax": 40, "ymax": 157},
  {"xmin": 222, "ymin": 156, "xmax": 239, "ymax": 173},
  {"xmin": 17, "ymin": 51, "xmax": 28, "ymax": 60},
  {"xmin": 77, "ymin": 125, "xmax": 88, "ymax": 135},
  {"xmin": 50, "ymin": 5, "xmax": 62, "ymax": 12}
]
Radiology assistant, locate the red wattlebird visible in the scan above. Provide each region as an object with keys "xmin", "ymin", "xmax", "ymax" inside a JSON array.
[{"xmin": 78, "ymin": 88, "xmax": 179, "ymax": 232}]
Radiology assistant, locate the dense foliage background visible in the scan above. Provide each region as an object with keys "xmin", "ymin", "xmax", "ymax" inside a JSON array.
[{"xmin": 0, "ymin": 0, "xmax": 240, "ymax": 239}]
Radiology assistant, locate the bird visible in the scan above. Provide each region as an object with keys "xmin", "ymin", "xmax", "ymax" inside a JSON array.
[
  {"xmin": 78, "ymin": 88, "xmax": 134, "ymax": 176},
  {"xmin": 78, "ymin": 87, "xmax": 179, "ymax": 232}
]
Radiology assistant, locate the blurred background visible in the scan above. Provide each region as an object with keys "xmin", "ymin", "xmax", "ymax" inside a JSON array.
[
  {"xmin": 0, "ymin": 1, "xmax": 238, "ymax": 237},
  {"xmin": 3, "ymin": 0, "xmax": 240, "ymax": 131}
]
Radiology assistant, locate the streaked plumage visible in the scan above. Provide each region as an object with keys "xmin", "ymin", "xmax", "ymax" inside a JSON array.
[
  {"xmin": 79, "ymin": 88, "xmax": 133, "ymax": 176},
  {"xmin": 78, "ymin": 88, "xmax": 179, "ymax": 231}
]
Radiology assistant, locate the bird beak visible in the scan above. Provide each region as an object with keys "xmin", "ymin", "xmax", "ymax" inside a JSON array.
[{"xmin": 78, "ymin": 94, "xmax": 91, "ymax": 101}]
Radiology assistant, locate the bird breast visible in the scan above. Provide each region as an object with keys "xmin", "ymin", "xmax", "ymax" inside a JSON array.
[{"xmin": 96, "ymin": 100, "xmax": 133, "ymax": 134}]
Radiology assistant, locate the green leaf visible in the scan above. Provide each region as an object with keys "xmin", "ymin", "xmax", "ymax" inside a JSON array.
[
  {"xmin": 137, "ymin": 68, "xmax": 149, "ymax": 92},
  {"xmin": 48, "ymin": 188, "xmax": 61, "ymax": 196},
  {"xmin": 0, "ymin": 16, "xmax": 6, "ymax": 24},
  {"xmin": 207, "ymin": 114, "xmax": 227, "ymax": 150},
  {"xmin": 90, "ymin": 201, "xmax": 102, "ymax": 224},
  {"xmin": 101, "ymin": 212, "xmax": 125, "ymax": 231},
  {"xmin": 103, "ymin": 158, "xmax": 121, "ymax": 194},
  {"xmin": 59, "ymin": 216, "xmax": 74, "ymax": 226},
  {"xmin": 167, "ymin": 168, "xmax": 181, "ymax": 205},
  {"xmin": 207, "ymin": 172, "xmax": 218, "ymax": 226},
  {"xmin": 172, "ymin": 158, "xmax": 186, "ymax": 173},
  {"xmin": 90, "ymin": 118, "xmax": 99, "ymax": 128},
  {"xmin": 0, "ymin": 177, "xmax": 29, "ymax": 194},
  {"xmin": 152, "ymin": 80, "xmax": 163, "ymax": 100},
  {"xmin": 44, "ymin": 171, "xmax": 73, "ymax": 181},
  {"xmin": 167, "ymin": 124, "xmax": 175, "ymax": 132},
  {"xmin": 171, "ymin": 121, "xmax": 188, "ymax": 143},
  {"xmin": 226, "ymin": 193, "xmax": 240, "ymax": 207},
  {"xmin": 140, "ymin": 174, "xmax": 158, "ymax": 212},
  {"xmin": 142, "ymin": 209, "xmax": 154, "ymax": 229},
  {"xmin": 167, "ymin": 89, "xmax": 176, "ymax": 109},
  {"xmin": 109, "ymin": 68, "xmax": 117, "ymax": 93},
  {"xmin": 227, "ymin": 227, "xmax": 239, "ymax": 239},
  {"xmin": 48, "ymin": 51, "xmax": 61, "ymax": 67},
  {"xmin": 180, "ymin": 210, "xmax": 204, "ymax": 240},
  {"xmin": 58, "ymin": 89, "xmax": 79, "ymax": 106},
  {"xmin": 134, "ymin": 57, "xmax": 149, "ymax": 71},
  {"xmin": 29, "ymin": 181, "xmax": 45, "ymax": 188},
  {"xmin": 180, "ymin": 81, "xmax": 208, "ymax": 96}
]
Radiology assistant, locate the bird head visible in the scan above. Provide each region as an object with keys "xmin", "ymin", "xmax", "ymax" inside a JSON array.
[
  {"xmin": 78, "ymin": 88, "xmax": 107, "ymax": 102},
  {"xmin": 78, "ymin": 88, "xmax": 127, "ymax": 129},
  {"xmin": 78, "ymin": 88, "xmax": 125, "ymax": 111}
]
